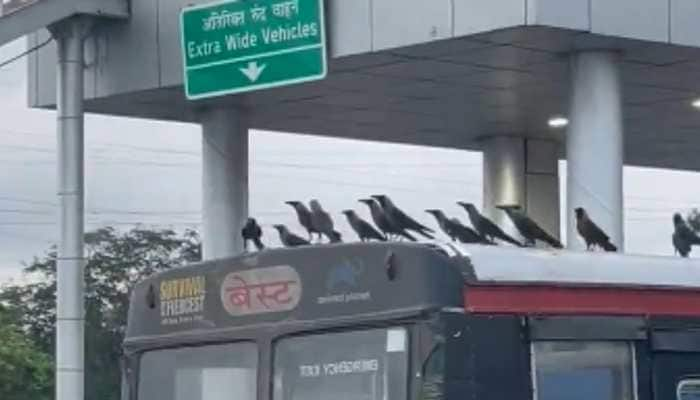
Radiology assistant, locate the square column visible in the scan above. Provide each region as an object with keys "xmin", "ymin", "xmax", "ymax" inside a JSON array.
[
  {"xmin": 200, "ymin": 107, "xmax": 249, "ymax": 260},
  {"xmin": 482, "ymin": 136, "xmax": 560, "ymax": 242},
  {"xmin": 566, "ymin": 51, "xmax": 624, "ymax": 251}
]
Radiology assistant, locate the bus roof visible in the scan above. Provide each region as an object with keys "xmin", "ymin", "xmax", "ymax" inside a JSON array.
[
  {"xmin": 125, "ymin": 243, "xmax": 700, "ymax": 342},
  {"xmin": 452, "ymin": 244, "xmax": 700, "ymax": 317},
  {"xmin": 454, "ymin": 244, "xmax": 700, "ymax": 289}
]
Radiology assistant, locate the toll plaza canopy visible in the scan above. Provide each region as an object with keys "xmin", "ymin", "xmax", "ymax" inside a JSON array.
[
  {"xmin": 0, "ymin": 0, "xmax": 126, "ymax": 46},
  {"xmin": 25, "ymin": 1, "xmax": 700, "ymax": 171}
]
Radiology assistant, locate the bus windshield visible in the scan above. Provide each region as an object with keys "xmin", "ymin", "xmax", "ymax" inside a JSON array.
[
  {"xmin": 273, "ymin": 327, "xmax": 409, "ymax": 400},
  {"xmin": 138, "ymin": 342, "xmax": 257, "ymax": 400}
]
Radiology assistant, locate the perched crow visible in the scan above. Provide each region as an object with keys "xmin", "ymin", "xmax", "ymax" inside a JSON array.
[
  {"xmin": 309, "ymin": 199, "xmax": 342, "ymax": 243},
  {"xmin": 285, "ymin": 201, "xmax": 319, "ymax": 241},
  {"xmin": 574, "ymin": 207, "xmax": 617, "ymax": 252},
  {"xmin": 425, "ymin": 209, "xmax": 490, "ymax": 244},
  {"xmin": 672, "ymin": 213, "xmax": 700, "ymax": 258},
  {"xmin": 372, "ymin": 195, "xmax": 434, "ymax": 239},
  {"xmin": 497, "ymin": 205, "xmax": 563, "ymax": 249},
  {"xmin": 273, "ymin": 224, "xmax": 310, "ymax": 248},
  {"xmin": 359, "ymin": 198, "xmax": 416, "ymax": 241},
  {"xmin": 342, "ymin": 210, "xmax": 386, "ymax": 242},
  {"xmin": 457, "ymin": 202, "xmax": 523, "ymax": 247},
  {"xmin": 241, "ymin": 218, "xmax": 264, "ymax": 251}
]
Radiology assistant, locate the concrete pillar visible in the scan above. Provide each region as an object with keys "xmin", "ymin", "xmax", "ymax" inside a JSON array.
[
  {"xmin": 566, "ymin": 51, "xmax": 624, "ymax": 251},
  {"xmin": 483, "ymin": 136, "xmax": 525, "ymax": 236},
  {"xmin": 200, "ymin": 107, "xmax": 249, "ymax": 260},
  {"xmin": 482, "ymin": 136, "xmax": 560, "ymax": 242}
]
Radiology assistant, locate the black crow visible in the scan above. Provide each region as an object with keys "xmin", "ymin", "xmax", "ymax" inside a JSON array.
[
  {"xmin": 358, "ymin": 198, "xmax": 416, "ymax": 241},
  {"xmin": 372, "ymin": 194, "xmax": 434, "ymax": 239},
  {"xmin": 574, "ymin": 207, "xmax": 617, "ymax": 252},
  {"xmin": 497, "ymin": 205, "xmax": 563, "ymax": 249},
  {"xmin": 285, "ymin": 201, "xmax": 319, "ymax": 241},
  {"xmin": 241, "ymin": 217, "xmax": 264, "ymax": 251},
  {"xmin": 673, "ymin": 213, "xmax": 700, "ymax": 257},
  {"xmin": 425, "ymin": 209, "xmax": 490, "ymax": 244},
  {"xmin": 273, "ymin": 224, "xmax": 310, "ymax": 248},
  {"xmin": 457, "ymin": 202, "xmax": 523, "ymax": 247},
  {"xmin": 309, "ymin": 199, "xmax": 342, "ymax": 243},
  {"xmin": 342, "ymin": 210, "xmax": 386, "ymax": 242}
]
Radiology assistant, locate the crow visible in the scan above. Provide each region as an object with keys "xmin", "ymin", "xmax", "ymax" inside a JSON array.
[
  {"xmin": 285, "ymin": 201, "xmax": 319, "ymax": 241},
  {"xmin": 672, "ymin": 213, "xmax": 700, "ymax": 258},
  {"xmin": 497, "ymin": 205, "xmax": 563, "ymax": 249},
  {"xmin": 241, "ymin": 217, "xmax": 264, "ymax": 251},
  {"xmin": 342, "ymin": 210, "xmax": 386, "ymax": 242},
  {"xmin": 574, "ymin": 207, "xmax": 617, "ymax": 252},
  {"xmin": 358, "ymin": 198, "xmax": 416, "ymax": 241},
  {"xmin": 273, "ymin": 224, "xmax": 310, "ymax": 248},
  {"xmin": 457, "ymin": 202, "xmax": 523, "ymax": 247},
  {"xmin": 309, "ymin": 199, "xmax": 342, "ymax": 243},
  {"xmin": 425, "ymin": 209, "xmax": 490, "ymax": 244},
  {"xmin": 372, "ymin": 195, "xmax": 434, "ymax": 239}
]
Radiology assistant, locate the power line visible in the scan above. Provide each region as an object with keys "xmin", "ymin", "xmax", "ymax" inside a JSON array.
[{"xmin": 0, "ymin": 37, "xmax": 52, "ymax": 70}]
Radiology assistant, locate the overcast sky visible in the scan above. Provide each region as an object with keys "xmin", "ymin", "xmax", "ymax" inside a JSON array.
[{"xmin": 1, "ymin": 37, "xmax": 699, "ymax": 283}]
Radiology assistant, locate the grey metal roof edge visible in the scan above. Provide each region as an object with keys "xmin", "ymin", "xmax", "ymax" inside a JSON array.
[{"xmin": 0, "ymin": 0, "xmax": 128, "ymax": 48}]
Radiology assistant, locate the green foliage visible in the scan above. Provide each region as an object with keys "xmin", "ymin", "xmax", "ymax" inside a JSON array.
[
  {"xmin": 0, "ymin": 227, "xmax": 201, "ymax": 400},
  {"xmin": 0, "ymin": 305, "xmax": 53, "ymax": 400}
]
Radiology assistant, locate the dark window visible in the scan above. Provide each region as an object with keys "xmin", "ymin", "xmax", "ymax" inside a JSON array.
[
  {"xmin": 420, "ymin": 343, "xmax": 445, "ymax": 400},
  {"xmin": 533, "ymin": 342, "xmax": 635, "ymax": 400},
  {"xmin": 138, "ymin": 342, "xmax": 257, "ymax": 400},
  {"xmin": 678, "ymin": 380, "xmax": 700, "ymax": 400},
  {"xmin": 274, "ymin": 327, "xmax": 409, "ymax": 400}
]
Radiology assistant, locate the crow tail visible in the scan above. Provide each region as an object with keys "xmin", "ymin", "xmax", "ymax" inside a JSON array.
[
  {"xmin": 414, "ymin": 228, "xmax": 434, "ymax": 240},
  {"xmin": 499, "ymin": 233, "xmax": 524, "ymax": 247},
  {"xmin": 253, "ymin": 238, "xmax": 265, "ymax": 251},
  {"xmin": 330, "ymin": 231, "xmax": 343, "ymax": 243},
  {"xmin": 602, "ymin": 241, "xmax": 618, "ymax": 252},
  {"xmin": 399, "ymin": 230, "xmax": 417, "ymax": 242},
  {"xmin": 543, "ymin": 234, "xmax": 563, "ymax": 249}
]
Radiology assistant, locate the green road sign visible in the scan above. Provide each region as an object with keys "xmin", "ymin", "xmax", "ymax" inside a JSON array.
[{"xmin": 180, "ymin": 0, "xmax": 327, "ymax": 100}]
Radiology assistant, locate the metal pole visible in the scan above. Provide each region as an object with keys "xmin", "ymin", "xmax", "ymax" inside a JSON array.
[
  {"xmin": 52, "ymin": 16, "xmax": 90, "ymax": 400},
  {"xmin": 200, "ymin": 107, "xmax": 249, "ymax": 260},
  {"xmin": 482, "ymin": 135, "xmax": 526, "ymax": 242},
  {"xmin": 567, "ymin": 51, "xmax": 624, "ymax": 251},
  {"xmin": 482, "ymin": 136, "xmax": 561, "ymax": 243}
]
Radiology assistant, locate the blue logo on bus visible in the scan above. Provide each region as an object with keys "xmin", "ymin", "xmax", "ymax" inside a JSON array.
[{"xmin": 326, "ymin": 258, "xmax": 365, "ymax": 293}]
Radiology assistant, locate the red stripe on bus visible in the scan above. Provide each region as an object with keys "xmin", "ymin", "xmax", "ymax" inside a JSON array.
[{"xmin": 464, "ymin": 285, "xmax": 700, "ymax": 317}]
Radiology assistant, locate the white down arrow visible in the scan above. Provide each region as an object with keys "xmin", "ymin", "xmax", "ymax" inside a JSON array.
[{"xmin": 239, "ymin": 61, "xmax": 267, "ymax": 82}]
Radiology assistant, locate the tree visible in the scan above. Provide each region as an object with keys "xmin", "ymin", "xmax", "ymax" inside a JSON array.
[
  {"xmin": 0, "ymin": 227, "xmax": 201, "ymax": 400},
  {"xmin": 688, "ymin": 209, "xmax": 700, "ymax": 232},
  {"xmin": 0, "ymin": 304, "xmax": 53, "ymax": 400}
]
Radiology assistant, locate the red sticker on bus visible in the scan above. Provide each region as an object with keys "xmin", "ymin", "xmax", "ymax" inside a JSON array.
[{"xmin": 220, "ymin": 265, "xmax": 302, "ymax": 316}]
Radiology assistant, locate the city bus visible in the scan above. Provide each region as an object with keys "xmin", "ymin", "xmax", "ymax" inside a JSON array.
[{"xmin": 123, "ymin": 243, "xmax": 700, "ymax": 400}]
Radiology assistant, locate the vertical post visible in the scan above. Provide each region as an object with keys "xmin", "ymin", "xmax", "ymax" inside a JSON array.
[
  {"xmin": 567, "ymin": 51, "xmax": 624, "ymax": 251},
  {"xmin": 482, "ymin": 136, "xmax": 526, "ymax": 237},
  {"xmin": 52, "ymin": 16, "xmax": 90, "ymax": 400},
  {"xmin": 482, "ymin": 136, "xmax": 560, "ymax": 242},
  {"xmin": 201, "ymin": 107, "xmax": 249, "ymax": 260},
  {"xmin": 523, "ymin": 139, "xmax": 560, "ymax": 241}
]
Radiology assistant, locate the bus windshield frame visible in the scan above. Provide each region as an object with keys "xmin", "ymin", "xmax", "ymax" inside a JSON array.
[
  {"xmin": 137, "ymin": 341, "xmax": 258, "ymax": 400},
  {"xmin": 272, "ymin": 326, "xmax": 410, "ymax": 400}
]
